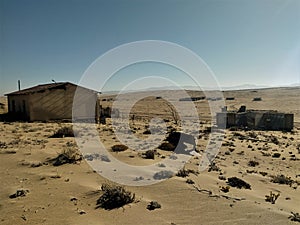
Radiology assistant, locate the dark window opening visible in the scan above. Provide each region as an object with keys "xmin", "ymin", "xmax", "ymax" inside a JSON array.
[
  {"xmin": 11, "ymin": 100, "xmax": 16, "ymax": 112},
  {"xmin": 22, "ymin": 100, "xmax": 26, "ymax": 113}
]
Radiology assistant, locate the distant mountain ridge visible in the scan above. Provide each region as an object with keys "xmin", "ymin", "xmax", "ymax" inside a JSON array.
[{"xmin": 101, "ymin": 83, "xmax": 300, "ymax": 94}]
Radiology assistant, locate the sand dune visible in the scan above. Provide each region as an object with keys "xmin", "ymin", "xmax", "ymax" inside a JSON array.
[{"xmin": 0, "ymin": 86, "xmax": 299, "ymax": 224}]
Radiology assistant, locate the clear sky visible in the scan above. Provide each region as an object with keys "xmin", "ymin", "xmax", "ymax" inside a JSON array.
[{"xmin": 1, "ymin": 0, "xmax": 300, "ymax": 95}]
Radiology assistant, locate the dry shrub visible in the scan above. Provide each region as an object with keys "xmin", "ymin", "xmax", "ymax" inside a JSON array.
[
  {"xmin": 111, "ymin": 144, "xmax": 128, "ymax": 152},
  {"xmin": 271, "ymin": 174, "xmax": 294, "ymax": 186},
  {"xmin": 50, "ymin": 126, "xmax": 74, "ymax": 138},
  {"xmin": 269, "ymin": 136, "xmax": 279, "ymax": 145},
  {"xmin": 96, "ymin": 184, "xmax": 135, "ymax": 210},
  {"xmin": 220, "ymin": 186, "xmax": 230, "ymax": 193},
  {"xmin": 203, "ymin": 126, "xmax": 211, "ymax": 134},
  {"xmin": 0, "ymin": 141, "xmax": 7, "ymax": 149},
  {"xmin": 143, "ymin": 150, "xmax": 155, "ymax": 159},
  {"xmin": 50, "ymin": 148, "xmax": 82, "ymax": 166},
  {"xmin": 248, "ymin": 160, "xmax": 259, "ymax": 167},
  {"xmin": 208, "ymin": 162, "xmax": 221, "ymax": 172},
  {"xmin": 176, "ymin": 168, "xmax": 198, "ymax": 177},
  {"xmin": 265, "ymin": 191, "xmax": 280, "ymax": 204},
  {"xmin": 259, "ymin": 171, "xmax": 268, "ymax": 176},
  {"xmin": 147, "ymin": 201, "xmax": 161, "ymax": 210},
  {"xmin": 272, "ymin": 153, "xmax": 281, "ymax": 158},
  {"xmin": 159, "ymin": 142, "xmax": 175, "ymax": 151},
  {"xmin": 176, "ymin": 168, "xmax": 189, "ymax": 178},
  {"xmin": 143, "ymin": 130, "xmax": 151, "ymax": 135},
  {"xmin": 186, "ymin": 179, "xmax": 195, "ymax": 184},
  {"xmin": 9, "ymin": 189, "xmax": 29, "ymax": 199},
  {"xmin": 289, "ymin": 212, "xmax": 300, "ymax": 222},
  {"xmin": 227, "ymin": 177, "xmax": 251, "ymax": 189}
]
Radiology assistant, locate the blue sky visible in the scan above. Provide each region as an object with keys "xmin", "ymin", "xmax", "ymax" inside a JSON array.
[{"xmin": 1, "ymin": 0, "xmax": 299, "ymax": 95}]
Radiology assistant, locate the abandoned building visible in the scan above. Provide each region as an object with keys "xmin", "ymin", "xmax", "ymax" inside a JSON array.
[
  {"xmin": 5, "ymin": 82, "xmax": 99, "ymax": 121},
  {"xmin": 216, "ymin": 106, "xmax": 294, "ymax": 131},
  {"xmin": 179, "ymin": 96, "xmax": 205, "ymax": 101}
]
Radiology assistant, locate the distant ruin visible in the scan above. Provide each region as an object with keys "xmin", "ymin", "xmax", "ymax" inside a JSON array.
[
  {"xmin": 216, "ymin": 106, "xmax": 293, "ymax": 131},
  {"xmin": 99, "ymin": 105, "xmax": 119, "ymax": 124}
]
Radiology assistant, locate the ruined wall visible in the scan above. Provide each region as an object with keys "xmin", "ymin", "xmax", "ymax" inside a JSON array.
[
  {"xmin": 217, "ymin": 111, "xmax": 294, "ymax": 131},
  {"xmin": 8, "ymin": 84, "xmax": 98, "ymax": 121},
  {"xmin": 216, "ymin": 112, "xmax": 236, "ymax": 128},
  {"xmin": 30, "ymin": 85, "xmax": 97, "ymax": 121}
]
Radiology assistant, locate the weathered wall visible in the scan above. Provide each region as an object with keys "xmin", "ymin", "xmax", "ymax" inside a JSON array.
[
  {"xmin": 29, "ymin": 84, "xmax": 97, "ymax": 121},
  {"xmin": 217, "ymin": 111, "xmax": 294, "ymax": 131},
  {"xmin": 8, "ymin": 84, "xmax": 98, "ymax": 121},
  {"xmin": 216, "ymin": 112, "xmax": 236, "ymax": 128}
]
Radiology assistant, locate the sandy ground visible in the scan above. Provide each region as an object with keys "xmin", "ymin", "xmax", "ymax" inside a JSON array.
[{"xmin": 0, "ymin": 86, "xmax": 300, "ymax": 225}]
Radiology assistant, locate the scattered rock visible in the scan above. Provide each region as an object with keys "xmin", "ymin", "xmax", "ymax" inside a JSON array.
[
  {"xmin": 220, "ymin": 186, "xmax": 230, "ymax": 193},
  {"xmin": 272, "ymin": 153, "xmax": 281, "ymax": 158},
  {"xmin": 147, "ymin": 201, "xmax": 161, "ymax": 210},
  {"xmin": 78, "ymin": 209, "xmax": 86, "ymax": 215},
  {"xmin": 143, "ymin": 150, "xmax": 155, "ymax": 159},
  {"xmin": 30, "ymin": 162, "xmax": 43, "ymax": 168},
  {"xmin": 111, "ymin": 144, "xmax": 128, "ymax": 152},
  {"xmin": 9, "ymin": 189, "xmax": 29, "ymax": 199},
  {"xmin": 159, "ymin": 142, "xmax": 175, "ymax": 151},
  {"xmin": 218, "ymin": 175, "xmax": 226, "ymax": 180}
]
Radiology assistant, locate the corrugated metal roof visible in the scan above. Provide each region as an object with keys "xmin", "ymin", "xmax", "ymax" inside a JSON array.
[{"xmin": 5, "ymin": 82, "xmax": 99, "ymax": 96}]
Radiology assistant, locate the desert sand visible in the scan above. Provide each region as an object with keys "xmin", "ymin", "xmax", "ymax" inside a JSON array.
[{"xmin": 0, "ymin": 86, "xmax": 299, "ymax": 225}]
